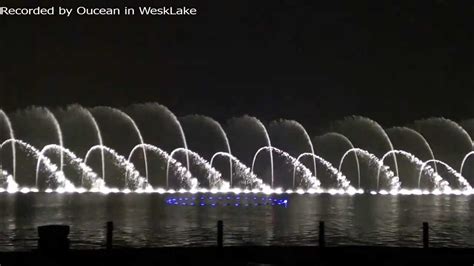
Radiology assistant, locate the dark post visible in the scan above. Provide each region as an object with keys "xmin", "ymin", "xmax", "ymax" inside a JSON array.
[
  {"xmin": 217, "ymin": 220, "xmax": 223, "ymax": 248},
  {"xmin": 106, "ymin": 221, "xmax": 114, "ymax": 250},
  {"xmin": 319, "ymin": 221, "xmax": 325, "ymax": 248},
  {"xmin": 423, "ymin": 222, "xmax": 429, "ymax": 248}
]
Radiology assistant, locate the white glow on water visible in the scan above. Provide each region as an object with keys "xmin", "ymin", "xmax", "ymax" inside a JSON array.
[
  {"xmin": 452, "ymin": 189, "xmax": 462, "ymax": 195},
  {"xmin": 74, "ymin": 187, "xmax": 86, "ymax": 193},
  {"xmin": 274, "ymin": 188, "xmax": 283, "ymax": 194},
  {"xmin": 232, "ymin": 188, "xmax": 242, "ymax": 194},
  {"xmin": 2, "ymin": 185, "xmax": 474, "ymax": 197}
]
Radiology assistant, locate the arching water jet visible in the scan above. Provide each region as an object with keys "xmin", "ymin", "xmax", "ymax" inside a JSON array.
[
  {"xmin": 180, "ymin": 115, "xmax": 232, "ymax": 185},
  {"xmin": 418, "ymin": 159, "xmax": 471, "ymax": 190},
  {"xmin": 313, "ymin": 132, "xmax": 361, "ymax": 189},
  {"xmin": 0, "ymin": 109, "xmax": 16, "ymax": 180},
  {"xmin": 210, "ymin": 152, "xmax": 263, "ymax": 188},
  {"xmin": 167, "ymin": 148, "xmax": 225, "ymax": 189},
  {"xmin": 35, "ymin": 144, "xmax": 102, "ymax": 189},
  {"xmin": 332, "ymin": 116, "xmax": 399, "ymax": 177},
  {"xmin": 0, "ymin": 139, "xmax": 73, "ymax": 190},
  {"xmin": 251, "ymin": 146, "xmax": 319, "ymax": 189},
  {"xmin": 386, "ymin": 127, "xmax": 438, "ymax": 173},
  {"xmin": 293, "ymin": 153, "xmax": 350, "ymax": 190},
  {"xmin": 84, "ymin": 144, "xmax": 146, "ymax": 190},
  {"xmin": 126, "ymin": 103, "xmax": 189, "ymax": 171},
  {"xmin": 58, "ymin": 105, "xmax": 107, "ymax": 182},
  {"xmin": 378, "ymin": 150, "xmax": 447, "ymax": 190},
  {"xmin": 414, "ymin": 118, "xmax": 473, "ymax": 171},
  {"xmin": 127, "ymin": 143, "xmax": 195, "ymax": 189},
  {"xmin": 91, "ymin": 107, "xmax": 149, "ymax": 183},
  {"xmin": 227, "ymin": 116, "xmax": 274, "ymax": 187},
  {"xmin": 339, "ymin": 148, "xmax": 399, "ymax": 191},
  {"xmin": 269, "ymin": 119, "xmax": 317, "ymax": 178}
]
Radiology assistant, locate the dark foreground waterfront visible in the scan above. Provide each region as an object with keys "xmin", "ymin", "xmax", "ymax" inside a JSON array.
[{"xmin": 2, "ymin": 246, "xmax": 474, "ymax": 266}]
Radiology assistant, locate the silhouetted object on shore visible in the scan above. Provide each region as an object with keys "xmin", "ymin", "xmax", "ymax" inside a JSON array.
[
  {"xmin": 37, "ymin": 225, "xmax": 70, "ymax": 251},
  {"xmin": 106, "ymin": 221, "xmax": 113, "ymax": 250},
  {"xmin": 423, "ymin": 222, "xmax": 429, "ymax": 248},
  {"xmin": 217, "ymin": 220, "xmax": 223, "ymax": 248},
  {"xmin": 319, "ymin": 221, "xmax": 325, "ymax": 248}
]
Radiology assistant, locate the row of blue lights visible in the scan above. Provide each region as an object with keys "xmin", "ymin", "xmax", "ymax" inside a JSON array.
[{"xmin": 165, "ymin": 196, "xmax": 288, "ymax": 207}]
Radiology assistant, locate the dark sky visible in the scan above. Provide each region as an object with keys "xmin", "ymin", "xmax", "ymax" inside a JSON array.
[{"xmin": 1, "ymin": 0, "xmax": 473, "ymax": 129}]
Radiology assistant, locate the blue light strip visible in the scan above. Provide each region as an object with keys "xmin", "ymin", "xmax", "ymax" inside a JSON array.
[{"xmin": 165, "ymin": 195, "xmax": 288, "ymax": 207}]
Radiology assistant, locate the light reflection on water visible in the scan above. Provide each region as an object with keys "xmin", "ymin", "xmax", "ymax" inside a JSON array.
[{"xmin": 0, "ymin": 193, "xmax": 473, "ymax": 250}]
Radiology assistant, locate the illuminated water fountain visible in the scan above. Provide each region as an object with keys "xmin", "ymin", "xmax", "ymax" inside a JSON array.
[
  {"xmin": 209, "ymin": 152, "xmax": 264, "ymax": 189},
  {"xmin": 2, "ymin": 105, "xmax": 474, "ymax": 196},
  {"xmin": 251, "ymin": 146, "xmax": 320, "ymax": 190},
  {"xmin": 167, "ymin": 148, "xmax": 228, "ymax": 190},
  {"xmin": 339, "ymin": 148, "xmax": 400, "ymax": 191}
]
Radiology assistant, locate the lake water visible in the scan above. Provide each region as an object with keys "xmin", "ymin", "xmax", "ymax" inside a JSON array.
[{"xmin": 0, "ymin": 193, "xmax": 473, "ymax": 251}]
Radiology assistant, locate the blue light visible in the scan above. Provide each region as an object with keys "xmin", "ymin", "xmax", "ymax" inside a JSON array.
[{"xmin": 165, "ymin": 195, "xmax": 288, "ymax": 208}]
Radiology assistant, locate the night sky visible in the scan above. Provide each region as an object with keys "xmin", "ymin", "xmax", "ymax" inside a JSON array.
[{"xmin": 1, "ymin": 1, "xmax": 473, "ymax": 130}]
